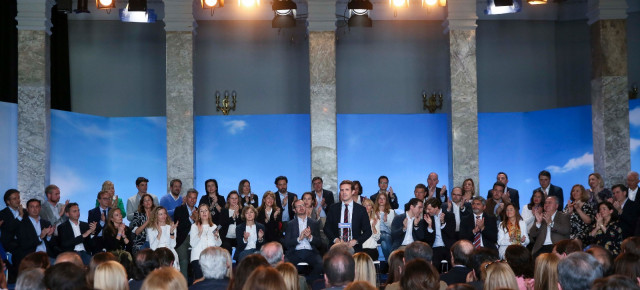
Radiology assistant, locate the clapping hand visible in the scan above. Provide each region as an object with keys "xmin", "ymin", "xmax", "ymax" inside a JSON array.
[
  {"xmin": 243, "ymin": 231, "xmax": 250, "ymax": 241},
  {"xmin": 171, "ymin": 221, "xmax": 179, "ymax": 232},
  {"xmin": 533, "ymin": 207, "xmax": 543, "ymax": 223},
  {"xmin": 111, "ymin": 195, "xmax": 119, "ymax": 208},
  {"xmin": 424, "ymin": 214, "xmax": 432, "ymax": 227},
  {"xmin": 388, "ymin": 187, "xmax": 395, "ymax": 199},
  {"xmin": 566, "ymin": 200, "xmax": 574, "ymax": 214},
  {"xmin": 439, "ymin": 212, "xmax": 445, "ymax": 224},
  {"xmin": 258, "ymin": 229, "xmax": 264, "ymax": 240}
]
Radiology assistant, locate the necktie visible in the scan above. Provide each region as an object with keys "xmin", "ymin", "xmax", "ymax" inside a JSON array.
[
  {"xmin": 473, "ymin": 216, "xmax": 482, "ymax": 249},
  {"xmin": 342, "ymin": 204, "xmax": 349, "ymax": 242},
  {"xmin": 103, "ymin": 209, "xmax": 107, "ymax": 217}
]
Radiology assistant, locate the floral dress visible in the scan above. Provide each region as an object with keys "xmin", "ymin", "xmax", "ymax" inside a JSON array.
[
  {"xmin": 563, "ymin": 201, "xmax": 595, "ymax": 242},
  {"xmin": 592, "ymin": 220, "xmax": 623, "ymax": 256}
]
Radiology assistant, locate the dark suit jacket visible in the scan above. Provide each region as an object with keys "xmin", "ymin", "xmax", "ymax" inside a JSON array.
[
  {"xmin": 283, "ymin": 217, "xmax": 322, "ymax": 253},
  {"xmin": 174, "ymin": 204, "xmax": 196, "ymax": 248},
  {"xmin": 57, "ymin": 220, "xmax": 94, "ymax": 254},
  {"xmin": 234, "ymin": 222, "xmax": 266, "ymax": 260},
  {"xmin": 219, "ymin": 208, "xmax": 242, "ymax": 239},
  {"xmin": 619, "ymin": 199, "xmax": 639, "ymax": 239},
  {"xmin": 390, "ymin": 213, "xmax": 427, "ymax": 250},
  {"xmin": 440, "ymin": 266, "xmax": 472, "ymax": 286},
  {"xmin": 537, "ymin": 184, "xmax": 564, "ymax": 210},
  {"xmin": 103, "ymin": 225, "xmax": 133, "ymax": 252},
  {"xmin": 425, "ymin": 211, "xmax": 456, "ymax": 249},
  {"xmin": 240, "ymin": 194, "xmax": 259, "ymax": 208},
  {"xmin": 459, "ymin": 213, "xmax": 498, "ymax": 251},
  {"xmin": 0, "ymin": 207, "xmax": 24, "ymax": 252},
  {"xmin": 323, "ymin": 202, "xmax": 372, "ymax": 252},
  {"xmin": 320, "ymin": 189, "xmax": 335, "ymax": 210},
  {"xmin": 257, "ymin": 207, "xmax": 282, "ymax": 243},
  {"xmin": 13, "ymin": 216, "xmax": 54, "ymax": 266},
  {"xmin": 486, "ymin": 187, "xmax": 520, "ymax": 210},
  {"xmin": 88, "ymin": 206, "xmax": 110, "ymax": 236},
  {"xmin": 528, "ymin": 211, "xmax": 570, "ymax": 254},
  {"xmin": 198, "ymin": 194, "xmax": 226, "ymax": 225},
  {"xmin": 431, "ymin": 187, "xmax": 449, "ymax": 203},
  {"xmin": 370, "ymin": 191, "xmax": 400, "ymax": 210},
  {"xmin": 276, "ymin": 192, "xmax": 297, "ymax": 221}
]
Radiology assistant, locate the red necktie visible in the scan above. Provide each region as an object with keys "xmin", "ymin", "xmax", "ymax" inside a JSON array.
[
  {"xmin": 473, "ymin": 216, "xmax": 482, "ymax": 249},
  {"xmin": 342, "ymin": 204, "xmax": 349, "ymax": 241}
]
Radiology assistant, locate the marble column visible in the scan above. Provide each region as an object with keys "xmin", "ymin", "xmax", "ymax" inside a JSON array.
[
  {"xmin": 165, "ymin": 0, "xmax": 195, "ymax": 192},
  {"xmin": 17, "ymin": 0, "xmax": 52, "ymax": 202},
  {"xmin": 446, "ymin": 0, "xmax": 479, "ymax": 192},
  {"xmin": 310, "ymin": 31, "xmax": 338, "ymax": 197},
  {"xmin": 590, "ymin": 19, "xmax": 629, "ymax": 187}
]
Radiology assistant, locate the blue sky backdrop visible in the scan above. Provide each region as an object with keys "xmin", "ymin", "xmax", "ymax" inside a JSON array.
[
  {"xmin": 631, "ymin": 99, "xmax": 640, "ymax": 172},
  {"xmin": 195, "ymin": 114, "xmax": 312, "ymax": 199},
  {"xmin": 0, "ymin": 102, "xmax": 17, "ymax": 193}
]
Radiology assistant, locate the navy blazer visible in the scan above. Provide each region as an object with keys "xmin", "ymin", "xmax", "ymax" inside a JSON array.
[
  {"xmin": 57, "ymin": 220, "xmax": 94, "ymax": 254},
  {"xmin": 88, "ymin": 206, "xmax": 110, "ymax": 236},
  {"xmin": 321, "ymin": 189, "xmax": 336, "ymax": 210},
  {"xmin": 620, "ymin": 200, "xmax": 639, "ymax": 239},
  {"xmin": 0, "ymin": 207, "xmax": 24, "ymax": 252},
  {"xmin": 275, "ymin": 192, "xmax": 298, "ymax": 221},
  {"xmin": 219, "ymin": 208, "xmax": 242, "ymax": 239},
  {"xmin": 174, "ymin": 204, "xmax": 196, "ymax": 248},
  {"xmin": 458, "ymin": 213, "xmax": 498, "ymax": 251},
  {"xmin": 390, "ymin": 213, "xmax": 427, "ymax": 250},
  {"xmin": 240, "ymin": 194, "xmax": 259, "ymax": 209},
  {"xmin": 323, "ymin": 202, "xmax": 372, "ymax": 252},
  {"xmin": 537, "ymin": 184, "xmax": 564, "ymax": 210},
  {"xmin": 370, "ymin": 192, "xmax": 400, "ymax": 210},
  {"xmin": 235, "ymin": 222, "xmax": 266, "ymax": 260},
  {"xmin": 440, "ymin": 266, "xmax": 472, "ymax": 285},
  {"xmin": 13, "ymin": 217, "xmax": 54, "ymax": 266},
  {"xmin": 283, "ymin": 217, "xmax": 322, "ymax": 253},
  {"xmin": 425, "ymin": 211, "xmax": 457, "ymax": 249},
  {"xmin": 486, "ymin": 187, "xmax": 520, "ymax": 210}
]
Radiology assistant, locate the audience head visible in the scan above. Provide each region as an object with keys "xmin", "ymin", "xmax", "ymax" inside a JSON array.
[
  {"xmin": 405, "ymin": 241, "xmax": 433, "ymax": 263},
  {"xmin": 587, "ymin": 245, "xmax": 614, "ymax": 276},
  {"xmin": 15, "ymin": 268, "xmax": 45, "ymax": 290},
  {"xmin": 241, "ymin": 266, "xmax": 286, "ymax": 290},
  {"xmin": 260, "ymin": 241, "xmax": 284, "ymax": 266},
  {"xmin": 45, "ymin": 183, "xmax": 60, "ymax": 200},
  {"xmin": 386, "ymin": 249, "xmax": 405, "ymax": 284},
  {"xmin": 544, "ymin": 196, "xmax": 559, "ymax": 213},
  {"xmin": 275, "ymin": 262, "xmax": 300, "ymax": 290},
  {"xmin": 19, "ymin": 251, "xmax": 50, "ymax": 273},
  {"xmin": 450, "ymin": 240, "xmax": 473, "ymax": 267},
  {"xmin": 504, "ymin": 245, "xmax": 533, "ymax": 279},
  {"xmin": 469, "ymin": 248, "xmax": 499, "ymax": 282},
  {"xmin": 353, "ymin": 252, "xmax": 376, "ymax": 286},
  {"xmin": 200, "ymin": 246, "xmax": 232, "ymax": 280},
  {"xmin": 558, "ymin": 252, "xmax": 603, "ymax": 290},
  {"xmin": 539, "ymin": 170, "xmax": 552, "ymax": 187},
  {"xmin": 141, "ymin": 266, "xmax": 187, "ymax": 290},
  {"xmin": 613, "ymin": 253, "xmax": 640, "ymax": 281},
  {"xmin": 55, "ymin": 252, "xmax": 85, "ymax": 268},
  {"xmin": 591, "ymin": 274, "xmax": 640, "ymax": 290},
  {"xmin": 131, "ymin": 248, "xmax": 159, "ymax": 281},
  {"xmin": 570, "ymin": 184, "xmax": 589, "ymax": 202},
  {"xmin": 324, "ymin": 249, "xmax": 355, "ymax": 287},
  {"xmin": 329, "ymin": 242, "xmax": 355, "ymax": 255},
  {"xmin": 231, "ymin": 254, "xmax": 269, "ymax": 290},
  {"xmin": 344, "ymin": 281, "xmax": 377, "ymax": 290},
  {"xmin": 400, "ymin": 259, "xmax": 439, "ymax": 290},
  {"xmin": 597, "ymin": 201, "xmax": 619, "ymax": 222},
  {"xmin": 483, "ymin": 261, "xmax": 518, "ymax": 290},
  {"xmin": 621, "ymin": 236, "xmax": 640, "ymax": 256},
  {"xmin": 528, "ymin": 189, "xmax": 546, "ymax": 209},
  {"xmin": 446, "ymin": 283, "xmax": 475, "ymax": 290},
  {"xmin": 44, "ymin": 262, "xmax": 89, "ymax": 290},
  {"xmin": 87, "ymin": 252, "xmax": 117, "ymax": 286},
  {"xmin": 93, "ymin": 260, "xmax": 128, "ymax": 290},
  {"xmin": 137, "ymin": 193, "xmax": 156, "ymax": 213},
  {"xmin": 553, "ymin": 239, "xmax": 582, "ymax": 258},
  {"xmin": 534, "ymin": 253, "xmax": 560, "ymax": 290},
  {"xmin": 242, "ymin": 205, "xmax": 258, "ymax": 222},
  {"xmin": 149, "ymin": 206, "xmax": 172, "ymax": 229},
  {"xmin": 155, "ymin": 247, "xmax": 176, "ymax": 267}
]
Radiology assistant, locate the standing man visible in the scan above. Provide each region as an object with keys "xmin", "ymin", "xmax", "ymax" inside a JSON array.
[
  {"xmin": 0, "ymin": 189, "xmax": 25, "ymax": 283},
  {"xmin": 626, "ymin": 171, "xmax": 639, "ymax": 205},
  {"xmin": 529, "ymin": 196, "xmax": 570, "ymax": 258},
  {"xmin": 127, "ymin": 177, "xmax": 159, "ymax": 222},
  {"xmin": 612, "ymin": 184, "xmax": 638, "ymax": 239},
  {"xmin": 40, "ymin": 185, "xmax": 69, "ymax": 231},
  {"xmin": 173, "ymin": 188, "xmax": 199, "ymax": 280},
  {"xmin": 459, "ymin": 197, "xmax": 498, "ymax": 251},
  {"xmin": 424, "ymin": 198, "xmax": 456, "ymax": 272},
  {"xmin": 427, "ymin": 172, "xmax": 448, "ymax": 203},
  {"xmin": 14, "ymin": 199, "xmax": 55, "ymax": 268},
  {"xmin": 324, "ymin": 180, "xmax": 372, "ymax": 252},
  {"xmin": 88, "ymin": 190, "xmax": 113, "ymax": 252},
  {"xmin": 160, "ymin": 179, "xmax": 183, "ymax": 219},
  {"xmin": 414, "ymin": 184, "xmax": 428, "ymax": 204},
  {"xmin": 485, "ymin": 182, "xmax": 506, "ymax": 219},
  {"xmin": 390, "ymin": 198, "xmax": 427, "ymax": 250},
  {"xmin": 537, "ymin": 170, "xmax": 564, "ymax": 210},
  {"xmin": 57, "ymin": 203, "xmax": 96, "ymax": 265},
  {"xmin": 485, "ymin": 172, "xmax": 520, "ymax": 210},
  {"xmin": 312, "ymin": 177, "xmax": 335, "ymax": 220},
  {"xmin": 275, "ymin": 176, "xmax": 297, "ymax": 223},
  {"xmin": 283, "ymin": 199, "xmax": 324, "ymax": 284},
  {"xmin": 370, "ymin": 176, "xmax": 399, "ymax": 210},
  {"xmin": 443, "ymin": 187, "xmax": 470, "ymax": 236}
]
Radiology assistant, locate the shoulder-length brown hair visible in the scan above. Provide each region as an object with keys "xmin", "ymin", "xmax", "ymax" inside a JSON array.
[
  {"xmin": 373, "ymin": 193, "xmax": 391, "ymax": 214},
  {"xmin": 195, "ymin": 203, "xmax": 214, "ymax": 227},
  {"xmin": 499, "ymin": 203, "xmax": 523, "ymax": 232},
  {"xmin": 570, "ymin": 184, "xmax": 590, "ymax": 202},
  {"xmin": 137, "ymin": 193, "xmax": 156, "ymax": 213}
]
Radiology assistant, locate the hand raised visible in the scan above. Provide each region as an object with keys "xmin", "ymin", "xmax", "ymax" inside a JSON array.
[{"xmin": 244, "ymin": 231, "xmax": 250, "ymax": 240}]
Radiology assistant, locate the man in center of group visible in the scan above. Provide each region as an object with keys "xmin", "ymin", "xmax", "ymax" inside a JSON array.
[
  {"xmin": 427, "ymin": 172, "xmax": 448, "ymax": 203},
  {"xmin": 529, "ymin": 196, "xmax": 570, "ymax": 258},
  {"xmin": 324, "ymin": 180, "xmax": 372, "ymax": 252},
  {"xmin": 485, "ymin": 172, "xmax": 520, "ymax": 210}
]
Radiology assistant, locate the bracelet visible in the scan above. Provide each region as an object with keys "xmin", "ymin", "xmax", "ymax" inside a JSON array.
[
  {"xmin": 117, "ymin": 233, "xmax": 122, "ymax": 237},
  {"xmin": 170, "ymin": 232, "xmax": 175, "ymax": 236}
]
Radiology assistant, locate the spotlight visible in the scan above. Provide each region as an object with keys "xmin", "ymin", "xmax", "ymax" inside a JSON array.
[
  {"xmin": 202, "ymin": 0, "xmax": 224, "ymax": 10},
  {"xmin": 272, "ymin": 0, "xmax": 296, "ymax": 28},
  {"xmin": 128, "ymin": 0, "xmax": 146, "ymax": 11},
  {"xmin": 57, "ymin": 0, "xmax": 73, "ymax": 13},
  {"xmin": 527, "ymin": 0, "xmax": 547, "ymax": 4},
  {"xmin": 75, "ymin": 0, "xmax": 90, "ymax": 13},
  {"xmin": 485, "ymin": 0, "xmax": 521, "ymax": 14},
  {"xmin": 239, "ymin": 0, "xmax": 259, "ymax": 8},
  {"xmin": 97, "ymin": 0, "xmax": 116, "ymax": 10},
  {"xmin": 273, "ymin": 0, "xmax": 296, "ymax": 14},
  {"xmin": 347, "ymin": 0, "xmax": 372, "ymax": 27}
]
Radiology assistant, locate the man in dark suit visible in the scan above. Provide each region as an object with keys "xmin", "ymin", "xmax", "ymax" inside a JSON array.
[
  {"xmin": 442, "ymin": 187, "xmax": 471, "ymax": 238},
  {"xmin": 0, "ymin": 189, "xmax": 25, "ymax": 283},
  {"xmin": 440, "ymin": 240, "xmax": 473, "ymax": 285},
  {"xmin": 88, "ymin": 190, "xmax": 113, "ymax": 252},
  {"xmin": 275, "ymin": 176, "xmax": 297, "ymax": 223},
  {"xmin": 57, "ymin": 202, "xmax": 96, "ymax": 265},
  {"xmin": 284, "ymin": 199, "xmax": 323, "ymax": 283},
  {"xmin": 370, "ymin": 176, "xmax": 400, "ymax": 210},
  {"xmin": 13, "ymin": 199, "xmax": 55, "ymax": 268},
  {"xmin": 324, "ymin": 180, "xmax": 372, "ymax": 253},
  {"xmin": 537, "ymin": 170, "xmax": 564, "ymax": 210},
  {"xmin": 485, "ymin": 172, "xmax": 520, "ymax": 210},
  {"xmin": 173, "ymin": 188, "xmax": 199, "ymax": 280},
  {"xmin": 424, "ymin": 197, "xmax": 457, "ymax": 272},
  {"xmin": 485, "ymin": 182, "xmax": 507, "ymax": 219},
  {"xmin": 612, "ymin": 184, "xmax": 639, "ymax": 239},
  {"xmin": 391, "ymin": 198, "xmax": 427, "ymax": 250},
  {"xmin": 529, "ymin": 196, "xmax": 570, "ymax": 258},
  {"xmin": 312, "ymin": 176, "xmax": 335, "ymax": 217},
  {"xmin": 626, "ymin": 171, "xmax": 639, "ymax": 206},
  {"xmin": 427, "ymin": 172, "xmax": 448, "ymax": 203},
  {"xmin": 459, "ymin": 197, "xmax": 498, "ymax": 251}
]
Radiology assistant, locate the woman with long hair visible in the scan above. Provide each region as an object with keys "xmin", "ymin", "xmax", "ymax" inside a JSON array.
[
  {"xmin": 146, "ymin": 206, "xmax": 180, "ymax": 270},
  {"xmin": 301, "ymin": 192, "xmax": 318, "ymax": 220},
  {"xmin": 198, "ymin": 179, "xmax": 225, "ymax": 224},
  {"xmin": 520, "ymin": 189, "xmax": 545, "ymax": 231},
  {"xmin": 131, "ymin": 193, "xmax": 156, "ymax": 255},
  {"xmin": 564, "ymin": 184, "xmax": 595, "ymax": 242},
  {"xmin": 589, "ymin": 201, "xmax": 623, "ymax": 256},
  {"xmin": 235, "ymin": 205, "xmax": 266, "ymax": 261},
  {"xmin": 374, "ymin": 193, "xmax": 395, "ymax": 261},
  {"xmin": 588, "ymin": 173, "xmax": 612, "ymax": 204},
  {"xmin": 504, "ymin": 245, "xmax": 534, "ymax": 290},
  {"xmin": 103, "ymin": 208, "xmax": 133, "ymax": 254},
  {"xmin": 275, "ymin": 262, "xmax": 301, "ymax": 290},
  {"xmin": 190, "ymin": 203, "xmax": 222, "ymax": 281},
  {"xmin": 462, "ymin": 178, "xmax": 476, "ymax": 201},
  {"xmin": 238, "ymin": 179, "xmax": 259, "ymax": 208},
  {"xmin": 483, "ymin": 261, "xmax": 518, "ymax": 290},
  {"xmin": 256, "ymin": 191, "xmax": 282, "ymax": 243},
  {"xmin": 353, "ymin": 252, "xmax": 377, "ymax": 287},
  {"xmin": 361, "ymin": 199, "xmax": 380, "ymax": 260},
  {"xmin": 497, "ymin": 203, "xmax": 529, "ymax": 259},
  {"xmin": 219, "ymin": 191, "xmax": 243, "ymax": 255},
  {"xmin": 534, "ymin": 253, "xmax": 560, "ymax": 290},
  {"xmin": 94, "ymin": 260, "xmax": 128, "ymax": 290},
  {"xmin": 385, "ymin": 249, "xmax": 404, "ymax": 286}
]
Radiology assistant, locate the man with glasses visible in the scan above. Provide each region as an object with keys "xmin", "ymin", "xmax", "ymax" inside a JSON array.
[
  {"xmin": 370, "ymin": 176, "xmax": 399, "ymax": 210},
  {"xmin": 88, "ymin": 190, "xmax": 113, "ymax": 251}
]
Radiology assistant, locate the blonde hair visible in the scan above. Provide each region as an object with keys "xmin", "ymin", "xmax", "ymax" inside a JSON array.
[
  {"xmin": 345, "ymin": 281, "xmax": 377, "ymax": 290},
  {"xmin": 241, "ymin": 266, "xmax": 286, "ymax": 290},
  {"xmin": 275, "ymin": 262, "xmax": 300, "ymax": 290},
  {"xmin": 242, "ymin": 205, "xmax": 258, "ymax": 221},
  {"xmin": 258, "ymin": 191, "xmax": 278, "ymax": 213},
  {"xmin": 141, "ymin": 267, "xmax": 188, "ymax": 290},
  {"xmin": 101, "ymin": 180, "xmax": 114, "ymax": 192},
  {"xmin": 483, "ymin": 262, "xmax": 518, "ymax": 290},
  {"xmin": 148, "ymin": 207, "xmax": 172, "ymax": 231},
  {"xmin": 353, "ymin": 252, "xmax": 376, "ymax": 286},
  {"xmin": 362, "ymin": 199, "xmax": 376, "ymax": 220},
  {"xmin": 93, "ymin": 261, "xmax": 128, "ymax": 290},
  {"xmin": 534, "ymin": 253, "xmax": 560, "ymax": 290},
  {"xmin": 196, "ymin": 204, "xmax": 214, "ymax": 227}
]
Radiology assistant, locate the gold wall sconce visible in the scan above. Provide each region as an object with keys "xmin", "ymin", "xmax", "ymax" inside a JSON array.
[
  {"xmin": 422, "ymin": 91, "xmax": 443, "ymax": 113},
  {"xmin": 216, "ymin": 90, "xmax": 237, "ymax": 115}
]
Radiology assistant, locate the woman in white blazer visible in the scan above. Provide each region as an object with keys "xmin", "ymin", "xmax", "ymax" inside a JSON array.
[
  {"xmin": 190, "ymin": 203, "xmax": 222, "ymax": 281},
  {"xmin": 498, "ymin": 203, "xmax": 530, "ymax": 259},
  {"xmin": 146, "ymin": 206, "xmax": 180, "ymax": 270}
]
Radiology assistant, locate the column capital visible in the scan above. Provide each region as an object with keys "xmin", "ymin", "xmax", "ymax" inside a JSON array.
[
  {"xmin": 444, "ymin": 0, "xmax": 477, "ymax": 33},
  {"xmin": 164, "ymin": 0, "xmax": 195, "ymax": 32},
  {"xmin": 308, "ymin": 0, "xmax": 336, "ymax": 32},
  {"xmin": 17, "ymin": 0, "xmax": 54, "ymax": 33},
  {"xmin": 587, "ymin": 0, "xmax": 627, "ymax": 25}
]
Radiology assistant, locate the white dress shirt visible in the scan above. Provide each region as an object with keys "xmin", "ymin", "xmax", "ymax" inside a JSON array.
[
  {"xmin": 70, "ymin": 220, "xmax": 87, "ymax": 252},
  {"xmin": 245, "ymin": 224, "xmax": 258, "ymax": 250},
  {"xmin": 402, "ymin": 213, "xmax": 416, "ymax": 246},
  {"xmin": 295, "ymin": 217, "xmax": 313, "ymax": 250}
]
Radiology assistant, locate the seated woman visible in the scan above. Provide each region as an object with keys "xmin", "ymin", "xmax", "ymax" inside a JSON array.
[
  {"xmin": 198, "ymin": 179, "xmax": 226, "ymax": 225},
  {"xmin": 235, "ymin": 205, "xmax": 265, "ymax": 262},
  {"xmin": 374, "ymin": 193, "xmax": 395, "ymax": 261},
  {"xmin": 131, "ymin": 193, "xmax": 156, "ymax": 255},
  {"xmin": 520, "ymin": 189, "xmax": 545, "ymax": 232},
  {"xmin": 256, "ymin": 191, "xmax": 282, "ymax": 243},
  {"xmin": 563, "ymin": 184, "xmax": 595, "ymax": 243},
  {"xmin": 589, "ymin": 201, "xmax": 623, "ymax": 256},
  {"xmin": 497, "ymin": 203, "xmax": 529, "ymax": 259},
  {"xmin": 362, "ymin": 199, "xmax": 380, "ymax": 260},
  {"xmin": 146, "ymin": 206, "xmax": 180, "ymax": 270},
  {"xmin": 103, "ymin": 208, "xmax": 133, "ymax": 255},
  {"xmin": 190, "ymin": 203, "xmax": 222, "ymax": 281},
  {"xmin": 238, "ymin": 179, "xmax": 259, "ymax": 208},
  {"xmin": 219, "ymin": 191, "xmax": 243, "ymax": 255}
]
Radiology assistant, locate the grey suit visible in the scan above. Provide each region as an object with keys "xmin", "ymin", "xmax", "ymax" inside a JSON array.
[{"xmin": 529, "ymin": 211, "xmax": 570, "ymax": 254}]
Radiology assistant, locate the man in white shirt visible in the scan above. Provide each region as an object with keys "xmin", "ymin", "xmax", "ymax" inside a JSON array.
[
  {"xmin": 529, "ymin": 196, "xmax": 570, "ymax": 258},
  {"xmin": 14, "ymin": 199, "xmax": 55, "ymax": 268},
  {"xmin": 627, "ymin": 171, "xmax": 639, "ymax": 204},
  {"xmin": 126, "ymin": 177, "xmax": 159, "ymax": 222},
  {"xmin": 284, "ymin": 199, "xmax": 323, "ymax": 283},
  {"xmin": 425, "ymin": 197, "xmax": 456, "ymax": 272},
  {"xmin": 443, "ymin": 187, "xmax": 470, "ymax": 234},
  {"xmin": 312, "ymin": 177, "xmax": 335, "ymax": 218},
  {"xmin": 391, "ymin": 198, "xmax": 427, "ymax": 250},
  {"xmin": 57, "ymin": 203, "xmax": 96, "ymax": 265}
]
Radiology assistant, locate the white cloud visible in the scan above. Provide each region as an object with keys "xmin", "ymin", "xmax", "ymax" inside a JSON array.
[
  {"xmin": 545, "ymin": 152, "xmax": 594, "ymax": 174},
  {"xmin": 224, "ymin": 120, "xmax": 247, "ymax": 135},
  {"xmin": 632, "ymin": 138, "xmax": 640, "ymax": 152},
  {"xmin": 50, "ymin": 166, "xmax": 87, "ymax": 199},
  {"xmin": 524, "ymin": 178, "xmax": 533, "ymax": 184},
  {"xmin": 630, "ymin": 107, "xmax": 640, "ymax": 127}
]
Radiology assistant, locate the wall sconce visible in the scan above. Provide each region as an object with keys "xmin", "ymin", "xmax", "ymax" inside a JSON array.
[
  {"xmin": 347, "ymin": 0, "xmax": 373, "ymax": 27},
  {"xmin": 216, "ymin": 90, "xmax": 237, "ymax": 115},
  {"xmin": 390, "ymin": 0, "xmax": 408, "ymax": 17},
  {"xmin": 202, "ymin": 0, "xmax": 224, "ymax": 15},
  {"xmin": 272, "ymin": 0, "xmax": 297, "ymax": 28},
  {"xmin": 75, "ymin": 0, "xmax": 90, "ymax": 13},
  {"xmin": 422, "ymin": 0, "xmax": 446, "ymax": 6},
  {"xmin": 630, "ymin": 84, "xmax": 638, "ymax": 100},
  {"xmin": 97, "ymin": 0, "xmax": 116, "ymax": 13},
  {"xmin": 422, "ymin": 91, "xmax": 443, "ymax": 113}
]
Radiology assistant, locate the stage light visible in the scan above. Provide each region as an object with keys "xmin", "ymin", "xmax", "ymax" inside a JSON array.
[
  {"xmin": 391, "ymin": 0, "xmax": 407, "ymax": 8},
  {"xmin": 347, "ymin": 0, "xmax": 372, "ymax": 27},
  {"xmin": 239, "ymin": 0, "xmax": 259, "ymax": 8},
  {"xmin": 424, "ymin": 0, "xmax": 437, "ymax": 6},
  {"xmin": 201, "ymin": 0, "xmax": 224, "ymax": 15},
  {"xmin": 97, "ymin": 0, "xmax": 116, "ymax": 10},
  {"xmin": 527, "ymin": 0, "xmax": 547, "ymax": 4},
  {"xmin": 485, "ymin": 0, "xmax": 521, "ymax": 15}
]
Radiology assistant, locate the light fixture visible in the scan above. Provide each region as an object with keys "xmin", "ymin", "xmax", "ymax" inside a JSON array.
[
  {"xmin": 202, "ymin": 0, "xmax": 224, "ymax": 15},
  {"xmin": 120, "ymin": 7, "xmax": 157, "ymax": 22},
  {"xmin": 527, "ymin": 0, "xmax": 546, "ymax": 4},
  {"xmin": 272, "ymin": 0, "xmax": 296, "ymax": 28},
  {"xmin": 485, "ymin": 0, "xmax": 521, "ymax": 14},
  {"xmin": 57, "ymin": 0, "xmax": 73, "ymax": 13},
  {"xmin": 347, "ymin": 0, "xmax": 373, "ymax": 27},
  {"xmin": 75, "ymin": 0, "xmax": 90, "ymax": 13},
  {"xmin": 97, "ymin": 0, "xmax": 116, "ymax": 12},
  {"xmin": 239, "ymin": 0, "xmax": 259, "ymax": 8},
  {"xmin": 494, "ymin": 0, "xmax": 513, "ymax": 6},
  {"xmin": 128, "ymin": 0, "xmax": 146, "ymax": 11},
  {"xmin": 216, "ymin": 91, "xmax": 237, "ymax": 115},
  {"xmin": 389, "ymin": 0, "xmax": 407, "ymax": 17},
  {"xmin": 422, "ymin": 91, "xmax": 443, "ymax": 113}
]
